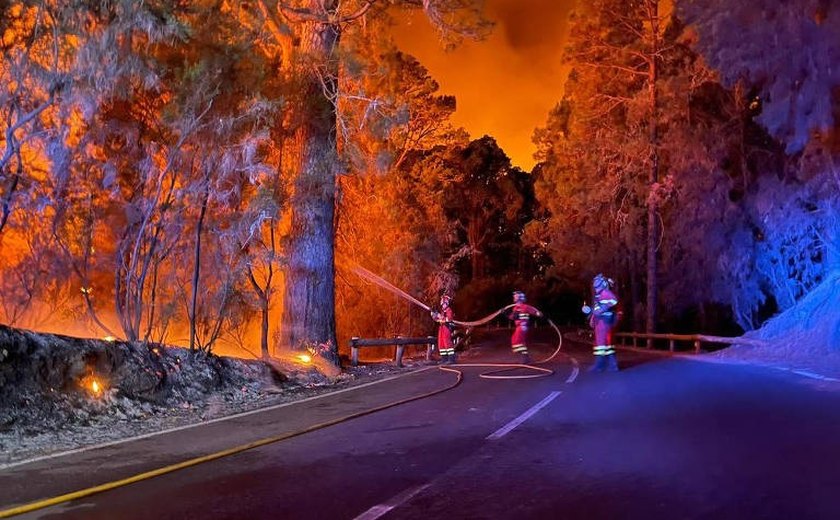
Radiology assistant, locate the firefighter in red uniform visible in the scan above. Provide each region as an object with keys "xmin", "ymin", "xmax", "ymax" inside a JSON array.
[
  {"xmin": 582, "ymin": 274, "xmax": 620, "ymax": 372},
  {"xmin": 508, "ymin": 290, "xmax": 543, "ymax": 364},
  {"xmin": 431, "ymin": 294, "xmax": 457, "ymax": 364}
]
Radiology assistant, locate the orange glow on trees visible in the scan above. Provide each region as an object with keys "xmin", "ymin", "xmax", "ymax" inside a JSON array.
[{"xmin": 1, "ymin": 0, "xmax": 495, "ymax": 364}]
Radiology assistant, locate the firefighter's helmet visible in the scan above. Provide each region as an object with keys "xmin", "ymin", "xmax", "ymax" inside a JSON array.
[
  {"xmin": 593, "ymin": 273, "xmax": 614, "ymax": 292},
  {"xmin": 513, "ymin": 290, "xmax": 526, "ymax": 303},
  {"xmin": 440, "ymin": 294, "xmax": 452, "ymax": 308}
]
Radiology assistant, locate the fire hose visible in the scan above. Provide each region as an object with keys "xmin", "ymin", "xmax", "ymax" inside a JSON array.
[
  {"xmin": 351, "ymin": 264, "xmax": 567, "ymax": 380},
  {"xmin": 0, "ymin": 266, "xmax": 573, "ymax": 518}
]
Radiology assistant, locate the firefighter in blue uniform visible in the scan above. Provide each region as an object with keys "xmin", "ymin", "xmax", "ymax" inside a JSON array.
[{"xmin": 582, "ymin": 274, "xmax": 620, "ymax": 372}]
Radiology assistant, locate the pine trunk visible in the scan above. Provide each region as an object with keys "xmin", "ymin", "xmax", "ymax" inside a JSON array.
[
  {"xmin": 260, "ymin": 299, "xmax": 270, "ymax": 359},
  {"xmin": 645, "ymin": 0, "xmax": 660, "ymax": 344},
  {"xmin": 189, "ymin": 184, "xmax": 209, "ymax": 352},
  {"xmin": 280, "ymin": 7, "xmax": 340, "ymax": 365}
]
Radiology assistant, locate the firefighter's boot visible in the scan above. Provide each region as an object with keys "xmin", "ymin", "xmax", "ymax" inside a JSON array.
[
  {"xmin": 606, "ymin": 353, "xmax": 619, "ymax": 372},
  {"xmin": 590, "ymin": 354, "xmax": 606, "ymax": 372},
  {"xmin": 521, "ymin": 352, "xmax": 532, "ymax": 365}
]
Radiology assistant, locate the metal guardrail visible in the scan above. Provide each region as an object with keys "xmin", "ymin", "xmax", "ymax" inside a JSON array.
[
  {"xmin": 349, "ymin": 335, "xmax": 436, "ymax": 367},
  {"xmin": 615, "ymin": 332, "xmax": 768, "ymax": 353}
]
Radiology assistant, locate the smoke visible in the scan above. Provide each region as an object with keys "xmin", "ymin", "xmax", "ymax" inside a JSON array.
[{"xmin": 393, "ymin": 0, "xmax": 576, "ymax": 170}]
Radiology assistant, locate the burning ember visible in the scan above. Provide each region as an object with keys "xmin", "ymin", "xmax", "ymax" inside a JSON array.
[
  {"xmin": 297, "ymin": 354, "xmax": 312, "ymax": 364},
  {"xmin": 81, "ymin": 374, "xmax": 106, "ymax": 398},
  {"xmin": 102, "ymin": 336, "xmax": 116, "ymax": 342}
]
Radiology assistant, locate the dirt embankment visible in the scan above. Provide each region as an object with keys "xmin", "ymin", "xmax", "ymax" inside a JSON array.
[
  {"xmin": 0, "ymin": 324, "xmax": 423, "ymax": 465},
  {"xmin": 0, "ymin": 324, "xmax": 284, "ymax": 434}
]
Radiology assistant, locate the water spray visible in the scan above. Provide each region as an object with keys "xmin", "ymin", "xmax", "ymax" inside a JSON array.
[{"xmin": 347, "ymin": 263, "xmax": 567, "ymax": 380}]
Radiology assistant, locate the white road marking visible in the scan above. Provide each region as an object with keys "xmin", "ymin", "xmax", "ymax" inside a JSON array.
[
  {"xmin": 353, "ymin": 484, "xmax": 431, "ymax": 520},
  {"xmin": 486, "ymin": 391, "xmax": 562, "ymax": 440},
  {"xmin": 787, "ymin": 368, "xmax": 840, "ymax": 382},
  {"xmin": 675, "ymin": 354, "xmax": 840, "ymax": 383},
  {"xmin": 0, "ymin": 367, "xmax": 436, "ymax": 471}
]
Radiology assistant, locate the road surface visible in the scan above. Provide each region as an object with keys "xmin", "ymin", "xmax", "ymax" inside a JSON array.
[{"xmin": 1, "ymin": 333, "xmax": 839, "ymax": 519}]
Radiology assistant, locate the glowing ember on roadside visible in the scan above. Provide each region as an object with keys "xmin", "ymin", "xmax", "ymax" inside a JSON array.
[
  {"xmin": 81, "ymin": 374, "xmax": 106, "ymax": 398},
  {"xmin": 297, "ymin": 354, "xmax": 312, "ymax": 363}
]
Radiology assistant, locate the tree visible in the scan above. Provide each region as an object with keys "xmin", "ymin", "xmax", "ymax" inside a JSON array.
[
  {"xmin": 558, "ymin": 0, "xmax": 667, "ymax": 334},
  {"xmin": 679, "ymin": 0, "xmax": 840, "ymax": 330},
  {"xmin": 238, "ymin": 185, "xmax": 285, "ymax": 359},
  {"xmin": 529, "ymin": 0, "xmax": 669, "ymax": 332},
  {"xmin": 443, "ymin": 136, "xmax": 532, "ymax": 281},
  {"xmin": 678, "ymin": 0, "xmax": 840, "ymax": 153},
  {"xmin": 0, "ymin": 2, "xmax": 64, "ymax": 238},
  {"xmin": 530, "ymin": 4, "xmax": 769, "ymax": 332},
  {"xmin": 247, "ymin": 0, "xmax": 490, "ymax": 365},
  {"xmin": 334, "ymin": 23, "xmax": 469, "ymax": 346},
  {"xmin": 1, "ymin": 0, "xmax": 188, "ymax": 331}
]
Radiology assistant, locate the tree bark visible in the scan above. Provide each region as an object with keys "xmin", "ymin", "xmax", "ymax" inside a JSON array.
[
  {"xmin": 280, "ymin": 5, "xmax": 340, "ymax": 365},
  {"xmin": 645, "ymin": 0, "xmax": 660, "ymax": 344},
  {"xmin": 189, "ymin": 183, "xmax": 210, "ymax": 352}
]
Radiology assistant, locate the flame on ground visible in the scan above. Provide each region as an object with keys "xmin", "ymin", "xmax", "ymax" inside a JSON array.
[{"xmin": 81, "ymin": 374, "xmax": 106, "ymax": 398}]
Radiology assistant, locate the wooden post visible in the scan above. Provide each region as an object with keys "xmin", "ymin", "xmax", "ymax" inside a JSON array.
[
  {"xmin": 395, "ymin": 335, "xmax": 404, "ymax": 367},
  {"xmin": 350, "ymin": 337, "xmax": 359, "ymax": 366}
]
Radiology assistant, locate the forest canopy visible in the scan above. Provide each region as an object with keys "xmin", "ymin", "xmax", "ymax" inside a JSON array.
[{"xmin": 1, "ymin": 0, "xmax": 838, "ymax": 363}]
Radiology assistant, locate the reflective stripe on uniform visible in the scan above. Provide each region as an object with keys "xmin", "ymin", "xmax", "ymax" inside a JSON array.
[
  {"xmin": 512, "ymin": 344, "xmax": 528, "ymax": 354},
  {"xmin": 593, "ymin": 345, "xmax": 609, "ymax": 356}
]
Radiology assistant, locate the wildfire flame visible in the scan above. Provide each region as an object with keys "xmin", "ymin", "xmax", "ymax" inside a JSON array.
[
  {"xmin": 297, "ymin": 354, "xmax": 312, "ymax": 364},
  {"xmin": 102, "ymin": 336, "xmax": 116, "ymax": 342},
  {"xmin": 82, "ymin": 374, "xmax": 105, "ymax": 398}
]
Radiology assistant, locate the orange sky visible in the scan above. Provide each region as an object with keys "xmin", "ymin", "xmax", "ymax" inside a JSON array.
[{"xmin": 393, "ymin": 0, "xmax": 575, "ymax": 171}]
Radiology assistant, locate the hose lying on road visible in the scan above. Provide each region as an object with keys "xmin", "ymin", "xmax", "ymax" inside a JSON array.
[
  {"xmin": 1, "ymin": 268, "xmax": 575, "ymax": 517},
  {"xmin": 349, "ymin": 264, "xmax": 566, "ymax": 380},
  {"xmin": 444, "ymin": 310, "xmax": 564, "ymax": 380}
]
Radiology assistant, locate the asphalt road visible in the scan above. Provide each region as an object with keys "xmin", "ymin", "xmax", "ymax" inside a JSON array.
[{"xmin": 3, "ymin": 333, "xmax": 840, "ymax": 520}]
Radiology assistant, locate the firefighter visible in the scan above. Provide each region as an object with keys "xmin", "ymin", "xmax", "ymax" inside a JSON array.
[
  {"xmin": 508, "ymin": 290, "xmax": 543, "ymax": 365},
  {"xmin": 582, "ymin": 274, "xmax": 620, "ymax": 372},
  {"xmin": 431, "ymin": 294, "xmax": 457, "ymax": 364}
]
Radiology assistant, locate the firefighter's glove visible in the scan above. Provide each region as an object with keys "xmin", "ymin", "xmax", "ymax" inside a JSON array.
[{"xmin": 581, "ymin": 304, "xmax": 592, "ymax": 315}]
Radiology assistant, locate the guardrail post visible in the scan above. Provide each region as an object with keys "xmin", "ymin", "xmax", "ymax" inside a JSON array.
[
  {"xmin": 694, "ymin": 339, "xmax": 701, "ymax": 353},
  {"xmin": 395, "ymin": 335, "xmax": 404, "ymax": 367},
  {"xmin": 426, "ymin": 336, "xmax": 434, "ymax": 361},
  {"xmin": 350, "ymin": 337, "xmax": 359, "ymax": 366},
  {"xmin": 669, "ymin": 339, "xmax": 675, "ymax": 352}
]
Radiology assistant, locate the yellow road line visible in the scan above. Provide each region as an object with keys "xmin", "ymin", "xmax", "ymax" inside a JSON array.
[{"xmin": 0, "ymin": 369, "xmax": 462, "ymax": 518}]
